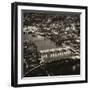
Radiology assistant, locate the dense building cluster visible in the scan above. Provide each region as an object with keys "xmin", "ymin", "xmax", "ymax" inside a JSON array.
[
  {"xmin": 23, "ymin": 12, "xmax": 80, "ymax": 77},
  {"xmin": 23, "ymin": 12, "xmax": 80, "ymax": 50}
]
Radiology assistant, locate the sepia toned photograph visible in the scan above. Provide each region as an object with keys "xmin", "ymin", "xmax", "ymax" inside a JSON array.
[
  {"xmin": 11, "ymin": 2, "xmax": 87, "ymax": 87},
  {"xmin": 22, "ymin": 11, "xmax": 80, "ymax": 77}
]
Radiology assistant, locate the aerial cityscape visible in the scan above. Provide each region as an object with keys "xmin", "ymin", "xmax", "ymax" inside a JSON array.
[{"xmin": 22, "ymin": 11, "xmax": 80, "ymax": 77}]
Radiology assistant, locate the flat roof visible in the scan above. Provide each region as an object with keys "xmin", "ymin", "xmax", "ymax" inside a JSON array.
[
  {"xmin": 24, "ymin": 34, "xmax": 58, "ymax": 51},
  {"xmin": 33, "ymin": 37, "xmax": 58, "ymax": 51}
]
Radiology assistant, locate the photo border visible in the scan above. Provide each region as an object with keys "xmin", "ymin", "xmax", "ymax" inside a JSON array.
[{"xmin": 11, "ymin": 2, "xmax": 88, "ymax": 87}]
